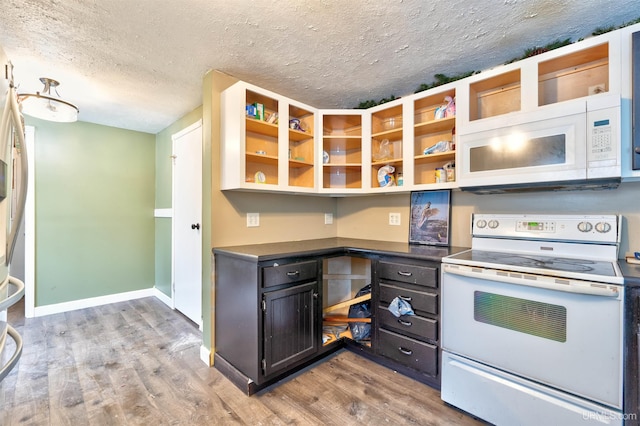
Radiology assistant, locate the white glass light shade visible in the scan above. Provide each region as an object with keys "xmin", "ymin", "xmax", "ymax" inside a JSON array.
[{"xmin": 18, "ymin": 78, "xmax": 78, "ymax": 123}]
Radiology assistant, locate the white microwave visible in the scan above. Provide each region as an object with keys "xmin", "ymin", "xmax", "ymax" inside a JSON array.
[{"xmin": 457, "ymin": 95, "xmax": 621, "ymax": 193}]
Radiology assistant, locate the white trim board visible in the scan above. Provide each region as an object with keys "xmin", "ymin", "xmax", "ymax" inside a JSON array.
[
  {"xmin": 33, "ymin": 288, "xmax": 156, "ymax": 317},
  {"xmin": 154, "ymin": 208, "xmax": 172, "ymax": 218}
]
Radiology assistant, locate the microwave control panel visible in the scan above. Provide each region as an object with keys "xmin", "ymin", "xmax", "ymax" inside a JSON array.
[{"xmin": 587, "ymin": 106, "xmax": 619, "ymax": 164}]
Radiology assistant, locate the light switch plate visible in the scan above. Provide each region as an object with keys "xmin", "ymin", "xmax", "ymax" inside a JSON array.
[
  {"xmin": 389, "ymin": 212, "xmax": 401, "ymax": 226},
  {"xmin": 247, "ymin": 212, "xmax": 260, "ymax": 227},
  {"xmin": 324, "ymin": 213, "xmax": 333, "ymax": 225}
]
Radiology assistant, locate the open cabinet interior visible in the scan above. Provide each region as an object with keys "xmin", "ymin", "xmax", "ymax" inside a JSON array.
[{"xmin": 322, "ymin": 256, "xmax": 372, "ymax": 348}]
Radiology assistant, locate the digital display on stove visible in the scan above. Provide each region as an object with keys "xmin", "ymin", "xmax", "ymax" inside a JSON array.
[{"xmin": 526, "ymin": 222, "xmax": 542, "ymax": 230}]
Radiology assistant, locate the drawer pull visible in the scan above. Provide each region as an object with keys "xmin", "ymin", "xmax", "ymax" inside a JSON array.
[
  {"xmin": 398, "ymin": 295, "xmax": 412, "ymax": 302},
  {"xmin": 286, "ymin": 270, "xmax": 300, "ymax": 277},
  {"xmin": 397, "ymin": 271, "xmax": 413, "ymax": 277},
  {"xmin": 398, "ymin": 347, "xmax": 413, "ymax": 356},
  {"xmin": 397, "ymin": 318, "xmax": 412, "ymax": 327}
]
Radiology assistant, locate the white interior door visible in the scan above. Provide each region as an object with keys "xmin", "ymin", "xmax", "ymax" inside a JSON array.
[{"xmin": 172, "ymin": 120, "xmax": 202, "ymax": 327}]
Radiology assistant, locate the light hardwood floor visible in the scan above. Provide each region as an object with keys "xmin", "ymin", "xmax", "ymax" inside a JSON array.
[{"xmin": 1, "ymin": 297, "xmax": 484, "ymax": 425}]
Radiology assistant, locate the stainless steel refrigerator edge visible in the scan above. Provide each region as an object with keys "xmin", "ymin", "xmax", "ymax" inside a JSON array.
[{"xmin": 0, "ymin": 44, "xmax": 28, "ymax": 381}]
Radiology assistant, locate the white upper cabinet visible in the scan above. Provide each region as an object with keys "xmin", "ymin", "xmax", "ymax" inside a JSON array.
[
  {"xmin": 221, "ymin": 23, "xmax": 637, "ymax": 194},
  {"xmin": 220, "ymin": 81, "xmax": 318, "ymax": 193}
]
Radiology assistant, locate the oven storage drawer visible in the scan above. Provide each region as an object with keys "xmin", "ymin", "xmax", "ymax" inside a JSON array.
[
  {"xmin": 378, "ymin": 261, "xmax": 437, "ymax": 288},
  {"xmin": 262, "ymin": 260, "xmax": 318, "ymax": 288},
  {"xmin": 378, "ymin": 329, "xmax": 437, "ymax": 376},
  {"xmin": 379, "ymin": 283, "xmax": 438, "ymax": 315},
  {"xmin": 377, "ymin": 305, "xmax": 438, "ymax": 342}
]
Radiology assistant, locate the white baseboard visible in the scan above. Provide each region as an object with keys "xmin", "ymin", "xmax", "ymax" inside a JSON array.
[
  {"xmin": 153, "ymin": 287, "xmax": 173, "ymax": 308},
  {"xmin": 200, "ymin": 344, "xmax": 212, "ymax": 366},
  {"xmin": 33, "ymin": 288, "xmax": 156, "ymax": 317}
]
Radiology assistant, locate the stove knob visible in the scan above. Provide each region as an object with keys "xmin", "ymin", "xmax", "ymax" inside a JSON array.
[
  {"xmin": 476, "ymin": 219, "xmax": 487, "ymax": 228},
  {"xmin": 488, "ymin": 220, "xmax": 499, "ymax": 229},
  {"xmin": 577, "ymin": 221, "xmax": 593, "ymax": 232},
  {"xmin": 595, "ymin": 222, "xmax": 612, "ymax": 233}
]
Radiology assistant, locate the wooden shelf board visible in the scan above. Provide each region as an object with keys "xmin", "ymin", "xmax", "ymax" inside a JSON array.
[
  {"xmin": 323, "ymin": 274, "xmax": 370, "ymax": 280},
  {"xmin": 246, "ymin": 117, "xmax": 278, "ymax": 137},
  {"xmin": 372, "ymin": 128, "xmax": 403, "ymax": 140},
  {"xmin": 289, "ymin": 128, "xmax": 314, "ymax": 142},
  {"xmin": 414, "ymin": 151, "xmax": 455, "ymax": 163},
  {"xmin": 246, "ymin": 152, "xmax": 278, "ymax": 165},
  {"xmin": 414, "ymin": 116, "xmax": 456, "ymax": 136},
  {"xmin": 289, "ymin": 159, "xmax": 314, "ymax": 168},
  {"xmin": 323, "ymin": 163, "xmax": 362, "ymax": 169},
  {"xmin": 372, "ymin": 158, "xmax": 403, "ymax": 167}
]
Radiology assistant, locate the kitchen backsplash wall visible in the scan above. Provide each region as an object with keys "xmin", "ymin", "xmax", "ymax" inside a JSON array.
[{"xmin": 336, "ymin": 182, "xmax": 640, "ymax": 256}]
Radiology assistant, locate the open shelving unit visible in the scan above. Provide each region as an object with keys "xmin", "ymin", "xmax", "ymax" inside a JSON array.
[
  {"xmin": 370, "ymin": 103, "xmax": 403, "ymax": 188},
  {"xmin": 538, "ymin": 42, "xmax": 609, "ymax": 106},
  {"xmin": 322, "ymin": 114, "xmax": 363, "ymax": 189},
  {"xmin": 288, "ymin": 104, "xmax": 315, "ymax": 188},
  {"xmin": 245, "ymin": 90, "xmax": 279, "ymax": 185},
  {"xmin": 414, "ymin": 89, "xmax": 456, "ymax": 185}
]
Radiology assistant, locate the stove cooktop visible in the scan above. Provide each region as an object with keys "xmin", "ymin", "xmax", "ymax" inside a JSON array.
[{"xmin": 444, "ymin": 249, "xmax": 621, "ymax": 283}]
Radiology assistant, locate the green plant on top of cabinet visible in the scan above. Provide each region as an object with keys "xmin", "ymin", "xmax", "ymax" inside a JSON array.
[
  {"xmin": 370, "ymin": 103, "xmax": 404, "ymax": 190},
  {"xmin": 321, "ymin": 112, "xmax": 364, "ymax": 190},
  {"xmin": 288, "ymin": 104, "xmax": 315, "ymax": 189},
  {"xmin": 413, "ymin": 89, "xmax": 457, "ymax": 186}
]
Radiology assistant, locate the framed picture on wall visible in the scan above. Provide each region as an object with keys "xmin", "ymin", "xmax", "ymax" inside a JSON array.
[{"xmin": 409, "ymin": 190, "xmax": 451, "ymax": 246}]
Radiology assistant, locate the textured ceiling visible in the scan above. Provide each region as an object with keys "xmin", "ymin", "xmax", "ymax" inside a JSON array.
[{"xmin": 1, "ymin": 0, "xmax": 639, "ymax": 134}]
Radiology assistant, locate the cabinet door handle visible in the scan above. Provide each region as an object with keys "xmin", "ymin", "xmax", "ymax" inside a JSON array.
[
  {"xmin": 397, "ymin": 271, "xmax": 412, "ymax": 277},
  {"xmin": 313, "ymin": 292, "xmax": 318, "ymax": 299},
  {"xmin": 398, "ymin": 347, "xmax": 413, "ymax": 356},
  {"xmin": 397, "ymin": 318, "xmax": 412, "ymax": 327},
  {"xmin": 286, "ymin": 270, "xmax": 300, "ymax": 277},
  {"xmin": 398, "ymin": 295, "xmax": 412, "ymax": 302}
]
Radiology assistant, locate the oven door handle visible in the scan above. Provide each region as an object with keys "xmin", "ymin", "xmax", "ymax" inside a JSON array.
[{"xmin": 442, "ymin": 263, "xmax": 621, "ymax": 297}]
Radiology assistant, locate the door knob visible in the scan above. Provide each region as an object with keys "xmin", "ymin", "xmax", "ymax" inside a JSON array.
[{"xmin": 191, "ymin": 223, "xmax": 200, "ymax": 230}]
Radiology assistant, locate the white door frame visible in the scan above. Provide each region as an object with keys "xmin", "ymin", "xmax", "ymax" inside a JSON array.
[
  {"xmin": 24, "ymin": 125, "xmax": 35, "ymax": 318},
  {"xmin": 171, "ymin": 119, "xmax": 203, "ymax": 328}
]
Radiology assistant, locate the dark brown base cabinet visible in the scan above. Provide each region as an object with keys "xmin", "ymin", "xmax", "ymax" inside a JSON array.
[
  {"xmin": 625, "ymin": 287, "xmax": 640, "ymax": 425},
  {"xmin": 214, "ymin": 253, "xmax": 323, "ymax": 394},
  {"xmin": 214, "ymin": 240, "xmax": 457, "ymax": 395},
  {"xmin": 374, "ymin": 258, "xmax": 441, "ymax": 388}
]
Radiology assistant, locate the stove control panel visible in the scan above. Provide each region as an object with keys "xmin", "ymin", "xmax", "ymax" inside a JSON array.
[
  {"xmin": 472, "ymin": 214, "xmax": 620, "ymax": 244},
  {"xmin": 515, "ymin": 220, "xmax": 556, "ymax": 232}
]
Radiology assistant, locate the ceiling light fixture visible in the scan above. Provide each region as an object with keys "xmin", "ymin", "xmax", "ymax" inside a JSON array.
[{"xmin": 18, "ymin": 77, "xmax": 79, "ymax": 123}]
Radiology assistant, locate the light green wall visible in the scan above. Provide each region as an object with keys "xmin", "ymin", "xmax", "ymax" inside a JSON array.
[
  {"xmin": 153, "ymin": 106, "xmax": 203, "ymax": 297},
  {"xmin": 28, "ymin": 117, "xmax": 155, "ymax": 306}
]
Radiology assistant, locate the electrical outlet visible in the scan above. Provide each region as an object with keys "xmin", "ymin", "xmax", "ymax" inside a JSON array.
[
  {"xmin": 389, "ymin": 212, "xmax": 401, "ymax": 226},
  {"xmin": 247, "ymin": 212, "xmax": 260, "ymax": 227},
  {"xmin": 324, "ymin": 213, "xmax": 333, "ymax": 225}
]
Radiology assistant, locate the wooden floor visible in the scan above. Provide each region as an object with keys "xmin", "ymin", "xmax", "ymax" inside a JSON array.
[{"xmin": 1, "ymin": 297, "xmax": 484, "ymax": 425}]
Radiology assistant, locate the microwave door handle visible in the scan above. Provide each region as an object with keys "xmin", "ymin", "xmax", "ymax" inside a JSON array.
[{"xmin": 442, "ymin": 264, "xmax": 620, "ymax": 298}]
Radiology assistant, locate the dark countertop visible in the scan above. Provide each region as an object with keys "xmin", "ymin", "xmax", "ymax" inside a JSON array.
[
  {"xmin": 213, "ymin": 237, "xmax": 469, "ymax": 263},
  {"xmin": 620, "ymin": 261, "xmax": 640, "ymax": 288}
]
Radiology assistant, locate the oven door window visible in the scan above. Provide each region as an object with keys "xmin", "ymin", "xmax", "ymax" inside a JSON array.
[{"xmin": 474, "ymin": 291, "xmax": 566, "ymax": 342}]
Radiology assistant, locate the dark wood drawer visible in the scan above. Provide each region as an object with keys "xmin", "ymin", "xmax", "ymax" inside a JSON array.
[
  {"xmin": 262, "ymin": 260, "xmax": 318, "ymax": 288},
  {"xmin": 378, "ymin": 329, "xmax": 438, "ymax": 376},
  {"xmin": 378, "ymin": 261, "xmax": 437, "ymax": 288},
  {"xmin": 379, "ymin": 283, "xmax": 438, "ymax": 315},
  {"xmin": 377, "ymin": 305, "xmax": 438, "ymax": 342}
]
